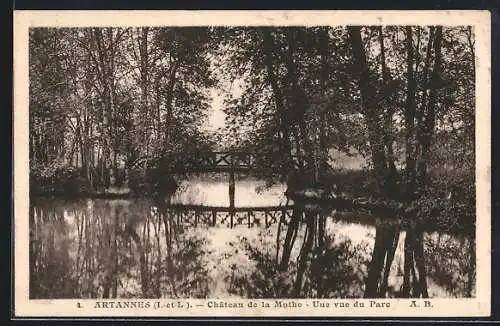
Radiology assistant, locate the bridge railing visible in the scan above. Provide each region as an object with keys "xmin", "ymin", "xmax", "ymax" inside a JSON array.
[{"xmin": 157, "ymin": 151, "xmax": 313, "ymax": 173}]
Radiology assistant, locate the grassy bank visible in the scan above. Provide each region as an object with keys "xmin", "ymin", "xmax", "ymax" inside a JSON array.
[
  {"xmin": 29, "ymin": 164, "xmax": 179, "ymax": 198},
  {"xmin": 321, "ymin": 168, "xmax": 475, "ymax": 236}
]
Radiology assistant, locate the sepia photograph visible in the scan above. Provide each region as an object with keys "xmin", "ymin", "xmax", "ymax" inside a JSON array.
[{"xmin": 13, "ymin": 10, "xmax": 491, "ymax": 317}]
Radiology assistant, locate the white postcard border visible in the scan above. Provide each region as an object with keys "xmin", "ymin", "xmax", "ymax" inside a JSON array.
[{"xmin": 13, "ymin": 10, "xmax": 492, "ymax": 318}]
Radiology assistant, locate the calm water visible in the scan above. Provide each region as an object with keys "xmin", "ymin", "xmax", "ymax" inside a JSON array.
[{"xmin": 29, "ymin": 176, "xmax": 475, "ymax": 299}]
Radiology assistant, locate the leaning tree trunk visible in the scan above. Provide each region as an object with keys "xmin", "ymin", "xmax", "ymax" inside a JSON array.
[
  {"xmin": 293, "ymin": 213, "xmax": 316, "ymax": 297},
  {"xmin": 279, "ymin": 208, "xmax": 302, "ymax": 271}
]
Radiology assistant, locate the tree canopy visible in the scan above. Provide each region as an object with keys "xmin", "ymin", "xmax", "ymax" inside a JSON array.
[{"xmin": 30, "ymin": 25, "xmax": 475, "ymax": 198}]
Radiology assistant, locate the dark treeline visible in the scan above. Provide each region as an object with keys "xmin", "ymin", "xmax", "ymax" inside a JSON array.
[{"xmin": 216, "ymin": 26, "xmax": 474, "ymax": 195}]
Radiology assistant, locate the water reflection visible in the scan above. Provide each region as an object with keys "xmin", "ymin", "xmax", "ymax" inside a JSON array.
[
  {"xmin": 171, "ymin": 177, "xmax": 288, "ymax": 206},
  {"xmin": 225, "ymin": 211, "xmax": 370, "ymax": 298},
  {"xmin": 29, "ymin": 178, "xmax": 475, "ymax": 299},
  {"xmin": 30, "ymin": 198, "xmax": 211, "ymax": 299}
]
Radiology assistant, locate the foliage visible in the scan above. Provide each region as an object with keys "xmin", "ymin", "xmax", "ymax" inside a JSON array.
[
  {"xmin": 226, "ymin": 230, "xmax": 369, "ymax": 298},
  {"xmin": 30, "ymin": 159, "xmax": 90, "ymax": 197},
  {"xmin": 415, "ymin": 168, "xmax": 475, "ymax": 235},
  {"xmin": 424, "ymin": 233, "xmax": 475, "ymax": 297},
  {"xmin": 30, "ymin": 27, "xmax": 218, "ymax": 192}
]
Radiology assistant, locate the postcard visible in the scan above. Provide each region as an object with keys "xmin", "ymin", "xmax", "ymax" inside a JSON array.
[{"xmin": 13, "ymin": 10, "xmax": 491, "ymax": 318}]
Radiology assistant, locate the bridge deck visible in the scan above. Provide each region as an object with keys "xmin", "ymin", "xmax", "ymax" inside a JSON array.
[{"xmin": 158, "ymin": 151, "xmax": 322, "ymax": 173}]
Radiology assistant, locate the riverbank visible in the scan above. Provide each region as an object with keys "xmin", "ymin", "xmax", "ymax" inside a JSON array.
[
  {"xmin": 30, "ymin": 167, "xmax": 475, "ymax": 237},
  {"xmin": 31, "ymin": 188, "xmax": 139, "ymax": 199}
]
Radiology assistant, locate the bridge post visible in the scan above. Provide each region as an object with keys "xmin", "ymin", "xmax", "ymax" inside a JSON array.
[
  {"xmin": 229, "ymin": 170, "xmax": 235, "ymax": 228},
  {"xmin": 229, "ymin": 170, "xmax": 235, "ymax": 209},
  {"xmin": 228, "ymin": 152, "xmax": 236, "ymax": 210},
  {"xmin": 229, "ymin": 154, "xmax": 235, "ymax": 228}
]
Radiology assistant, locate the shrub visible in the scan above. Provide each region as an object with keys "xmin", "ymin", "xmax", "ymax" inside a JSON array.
[
  {"xmin": 425, "ymin": 168, "xmax": 475, "ymax": 234},
  {"xmin": 63, "ymin": 175, "xmax": 89, "ymax": 197},
  {"xmin": 147, "ymin": 167, "xmax": 179, "ymax": 195},
  {"xmin": 30, "ymin": 159, "xmax": 90, "ymax": 197},
  {"xmin": 127, "ymin": 169, "xmax": 150, "ymax": 196},
  {"xmin": 127, "ymin": 167, "xmax": 179, "ymax": 196},
  {"xmin": 114, "ymin": 168, "xmax": 126, "ymax": 188},
  {"xmin": 323, "ymin": 169, "xmax": 377, "ymax": 197},
  {"xmin": 323, "ymin": 167, "xmax": 475, "ymax": 234}
]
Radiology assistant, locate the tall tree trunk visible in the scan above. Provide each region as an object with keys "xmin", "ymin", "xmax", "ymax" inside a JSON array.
[
  {"xmin": 138, "ymin": 27, "xmax": 150, "ymax": 169},
  {"xmin": 347, "ymin": 26, "xmax": 389, "ymax": 194},
  {"xmin": 163, "ymin": 60, "xmax": 180, "ymax": 151},
  {"xmin": 82, "ymin": 80, "xmax": 93, "ymax": 190},
  {"xmin": 318, "ymin": 27, "xmax": 330, "ymax": 180},
  {"xmin": 108, "ymin": 28, "xmax": 118, "ymax": 187},
  {"xmin": 93, "ymin": 28, "xmax": 111, "ymax": 188},
  {"xmin": 92, "ymin": 27, "xmax": 122, "ymax": 188},
  {"xmin": 417, "ymin": 26, "xmax": 443, "ymax": 188},
  {"xmin": 262, "ymin": 29, "xmax": 291, "ymax": 158},
  {"xmin": 284, "ymin": 28, "xmax": 311, "ymax": 169},
  {"xmin": 154, "ymin": 73, "xmax": 162, "ymax": 141},
  {"xmin": 348, "ymin": 26, "xmax": 402, "ymax": 298},
  {"xmin": 413, "ymin": 26, "xmax": 435, "ymax": 188},
  {"xmin": 378, "ymin": 26, "xmax": 398, "ymax": 193},
  {"xmin": 404, "ymin": 26, "xmax": 418, "ymax": 199}
]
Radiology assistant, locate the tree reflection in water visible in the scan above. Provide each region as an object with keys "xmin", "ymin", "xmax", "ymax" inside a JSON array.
[
  {"xmin": 226, "ymin": 207, "xmax": 475, "ymax": 299},
  {"xmin": 227, "ymin": 207, "xmax": 370, "ymax": 298},
  {"xmin": 30, "ymin": 198, "xmax": 211, "ymax": 299},
  {"xmin": 424, "ymin": 233, "xmax": 475, "ymax": 297},
  {"xmin": 30, "ymin": 199, "xmax": 475, "ymax": 299},
  {"xmin": 364, "ymin": 223, "xmax": 429, "ymax": 298}
]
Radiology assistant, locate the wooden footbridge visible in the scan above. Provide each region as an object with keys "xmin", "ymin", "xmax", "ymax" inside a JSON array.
[
  {"xmin": 160, "ymin": 151, "xmax": 316, "ymax": 174},
  {"xmin": 154, "ymin": 151, "xmax": 425, "ymax": 230},
  {"xmin": 157, "ymin": 151, "xmax": 326, "ymax": 210}
]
